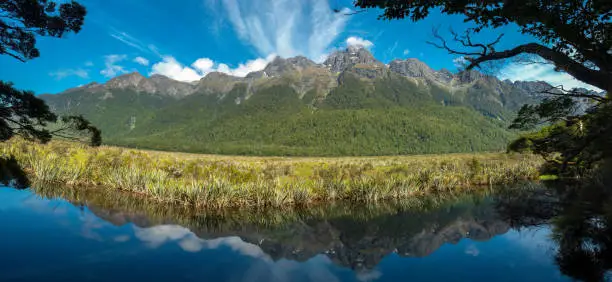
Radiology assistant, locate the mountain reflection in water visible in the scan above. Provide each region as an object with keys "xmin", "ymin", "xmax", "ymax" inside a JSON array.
[{"xmin": 0, "ymin": 182, "xmax": 610, "ymax": 282}]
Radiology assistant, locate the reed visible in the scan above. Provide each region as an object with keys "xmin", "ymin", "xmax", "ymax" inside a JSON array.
[{"xmin": 1, "ymin": 138, "xmax": 544, "ymax": 208}]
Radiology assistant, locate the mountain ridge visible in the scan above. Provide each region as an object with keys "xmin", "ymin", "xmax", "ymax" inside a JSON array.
[{"xmin": 38, "ymin": 46, "xmax": 568, "ymax": 156}]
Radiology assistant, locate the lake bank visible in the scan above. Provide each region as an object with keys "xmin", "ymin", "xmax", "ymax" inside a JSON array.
[{"xmin": 1, "ymin": 139, "xmax": 543, "ymax": 208}]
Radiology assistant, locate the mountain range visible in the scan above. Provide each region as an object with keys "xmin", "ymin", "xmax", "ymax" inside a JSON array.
[{"xmin": 41, "ymin": 46, "xmax": 563, "ymax": 155}]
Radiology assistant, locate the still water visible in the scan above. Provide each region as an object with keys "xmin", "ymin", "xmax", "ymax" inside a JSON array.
[{"xmin": 0, "ymin": 184, "xmax": 610, "ymax": 282}]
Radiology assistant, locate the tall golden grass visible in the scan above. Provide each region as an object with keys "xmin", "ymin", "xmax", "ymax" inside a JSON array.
[{"xmin": 1, "ymin": 138, "xmax": 543, "ymax": 208}]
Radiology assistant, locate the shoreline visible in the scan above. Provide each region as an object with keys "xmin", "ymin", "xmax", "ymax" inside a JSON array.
[{"xmin": 1, "ymin": 139, "xmax": 544, "ymax": 208}]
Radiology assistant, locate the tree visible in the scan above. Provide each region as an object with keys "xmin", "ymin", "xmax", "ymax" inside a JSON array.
[
  {"xmin": 354, "ymin": 0, "xmax": 611, "ymax": 176},
  {"xmin": 0, "ymin": 0, "xmax": 100, "ymax": 146},
  {"xmin": 354, "ymin": 1, "xmax": 611, "ymax": 92},
  {"xmin": 0, "ymin": 0, "xmax": 86, "ymax": 62}
]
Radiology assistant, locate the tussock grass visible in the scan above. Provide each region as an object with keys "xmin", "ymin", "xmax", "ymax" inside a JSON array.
[{"xmin": 2, "ymin": 138, "xmax": 543, "ymax": 208}]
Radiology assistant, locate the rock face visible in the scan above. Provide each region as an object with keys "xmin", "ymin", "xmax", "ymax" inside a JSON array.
[
  {"xmin": 67, "ymin": 72, "xmax": 197, "ymax": 98},
  {"xmin": 149, "ymin": 74, "xmax": 198, "ymax": 98},
  {"xmin": 263, "ymin": 56, "xmax": 318, "ymax": 77},
  {"xmin": 389, "ymin": 58, "xmax": 435, "ymax": 78},
  {"xmin": 196, "ymin": 72, "xmax": 243, "ymax": 94},
  {"xmin": 52, "ymin": 47, "xmax": 566, "ymax": 108},
  {"xmin": 48, "ymin": 46, "xmax": 575, "ymax": 122},
  {"xmin": 457, "ymin": 69, "xmax": 486, "ymax": 84},
  {"xmin": 323, "ymin": 45, "xmax": 383, "ymax": 73}
]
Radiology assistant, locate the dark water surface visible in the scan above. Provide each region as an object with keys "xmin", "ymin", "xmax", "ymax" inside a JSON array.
[{"xmin": 0, "ymin": 184, "xmax": 610, "ymax": 282}]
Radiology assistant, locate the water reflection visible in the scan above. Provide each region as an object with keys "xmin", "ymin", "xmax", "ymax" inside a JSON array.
[
  {"xmin": 0, "ymin": 182, "xmax": 610, "ymax": 281},
  {"xmin": 496, "ymin": 181, "xmax": 612, "ymax": 282}
]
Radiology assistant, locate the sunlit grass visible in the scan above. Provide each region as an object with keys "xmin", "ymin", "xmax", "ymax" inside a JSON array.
[{"xmin": 2, "ymin": 138, "xmax": 544, "ymax": 208}]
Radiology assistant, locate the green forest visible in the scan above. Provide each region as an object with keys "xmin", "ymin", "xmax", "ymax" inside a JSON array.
[{"xmin": 42, "ymin": 72, "xmax": 517, "ymax": 156}]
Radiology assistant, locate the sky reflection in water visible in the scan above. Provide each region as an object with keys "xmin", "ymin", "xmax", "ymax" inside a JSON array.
[{"xmin": 0, "ymin": 186, "xmax": 574, "ymax": 282}]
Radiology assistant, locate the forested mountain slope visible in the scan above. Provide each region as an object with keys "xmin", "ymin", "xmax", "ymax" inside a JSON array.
[{"xmin": 40, "ymin": 46, "xmax": 550, "ymax": 156}]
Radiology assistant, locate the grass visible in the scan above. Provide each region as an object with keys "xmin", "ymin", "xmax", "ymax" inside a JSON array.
[
  {"xmin": 1, "ymin": 138, "xmax": 544, "ymax": 208},
  {"xmin": 30, "ymin": 182, "xmax": 544, "ymax": 231}
]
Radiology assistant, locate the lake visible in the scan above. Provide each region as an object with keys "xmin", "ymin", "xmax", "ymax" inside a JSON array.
[{"xmin": 0, "ymin": 183, "xmax": 610, "ymax": 282}]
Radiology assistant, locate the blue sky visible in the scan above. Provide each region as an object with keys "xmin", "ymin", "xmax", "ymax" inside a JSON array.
[{"xmin": 0, "ymin": 0, "xmax": 596, "ymax": 94}]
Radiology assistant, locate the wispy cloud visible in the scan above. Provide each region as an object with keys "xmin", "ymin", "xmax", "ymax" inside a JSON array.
[
  {"xmin": 108, "ymin": 28, "xmax": 161, "ymax": 57},
  {"xmin": 150, "ymin": 54, "xmax": 276, "ymax": 82},
  {"xmin": 403, "ymin": 49, "xmax": 410, "ymax": 56},
  {"xmin": 215, "ymin": 0, "xmax": 349, "ymax": 60},
  {"xmin": 49, "ymin": 68, "xmax": 89, "ymax": 80},
  {"xmin": 499, "ymin": 62, "xmax": 601, "ymax": 91},
  {"xmin": 100, "ymin": 54, "xmax": 128, "ymax": 78},
  {"xmin": 133, "ymin": 56, "xmax": 150, "ymax": 66}
]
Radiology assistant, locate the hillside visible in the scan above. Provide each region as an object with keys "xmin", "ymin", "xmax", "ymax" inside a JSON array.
[{"xmin": 40, "ymin": 46, "xmax": 548, "ymax": 156}]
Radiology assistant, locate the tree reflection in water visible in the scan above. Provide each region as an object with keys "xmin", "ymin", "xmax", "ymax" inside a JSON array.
[
  {"xmin": 495, "ymin": 175, "xmax": 612, "ymax": 282},
  {"xmin": 25, "ymin": 174, "xmax": 612, "ymax": 281}
]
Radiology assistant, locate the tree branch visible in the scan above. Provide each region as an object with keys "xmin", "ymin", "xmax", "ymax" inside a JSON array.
[
  {"xmin": 2, "ymin": 51, "xmax": 26, "ymax": 62},
  {"xmin": 539, "ymin": 85, "xmax": 606, "ymax": 102},
  {"xmin": 466, "ymin": 43, "xmax": 610, "ymax": 91}
]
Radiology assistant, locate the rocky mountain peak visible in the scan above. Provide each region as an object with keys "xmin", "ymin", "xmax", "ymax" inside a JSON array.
[
  {"xmin": 457, "ymin": 69, "xmax": 486, "ymax": 84},
  {"xmin": 389, "ymin": 58, "xmax": 435, "ymax": 78},
  {"xmin": 106, "ymin": 72, "xmax": 148, "ymax": 89},
  {"xmin": 262, "ymin": 56, "xmax": 318, "ymax": 77},
  {"xmin": 149, "ymin": 74, "xmax": 169, "ymax": 80},
  {"xmin": 323, "ymin": 46, "xmax": 382, "ymax": 73},
  {"xmin": 286, "ymin": 56, "xmax": 316, "ymax": 69},
  {"xmin": 201, "ymin": 71, "xmax": 239, "ymax": 81},
  {"xmin": 196, "ymin": 71, "xmax": 243, "ymax": 94}
]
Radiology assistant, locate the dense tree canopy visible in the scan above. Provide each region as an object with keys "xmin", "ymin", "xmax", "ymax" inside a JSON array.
[
  {"xmin": 355, "ymin": 0, "xmax": 611, "ymax": 176},
  {"xmin": 0, "ymin": 0, "xmax": 99, "ymax": 146}
]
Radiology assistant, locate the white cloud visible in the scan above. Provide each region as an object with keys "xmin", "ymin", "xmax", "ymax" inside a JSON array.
[
  {"xmin": 133, "ymin": 56, "xmax": 150, "ymax": 66},
  {"xmin": 132, "ymin": 224, "xmax": 345, "ymax": 281},
  {"xmin": 217, "ymin": 0, "xmax": 349, "ymax": 60},
  {"xmin": 150, "ymin": 56, "xmax": 202, "ymax": 81},
  {"xmin": 403, "ymin": 49, "xmax": 410, "ymax": 55},
  {"xmin": 499, "ymin": 62, "xmax": 601, "ymax": 91},
  {"xmin": 346, "ymin": 36, "xmax": 374, "ymax": 49},
  {"xmin": 133, "ymin": 225, "xmax": 270, "ymax": 258},
  {"xmin": 453, "ymin": 56, "xmax": 468, "ymax": 68},
  {"xmin": 192, "ymin": 58, "xmax": 215, "ymax": 73},
  {"xmin": 150, "ymin": 54, "xmax": 276, "ymax": 82},
  {"xmin": 100, "ymin": 54, "xmax": 128, "ymax": 78},
  {"xmin": 49, "ymin": 68, "xmax": 89, "ymax": 80},
  {"xmin": 84, "ymin": 61, "xmax": 94, "ymax": 67}
]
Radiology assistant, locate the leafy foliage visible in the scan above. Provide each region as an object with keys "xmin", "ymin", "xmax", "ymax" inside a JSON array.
[
  {"xmin": 0, "ymin": 0, "xmax": 86, "ymax": 62},
  {"xmin": 509, "ymin": 97, "xmax": 612, "ymax": 176},
  {"xmin": 0, "ymin": 81, "xmax": 56, "ymax": 142},
  {"xmin": 354, "ymin": 0, "xmax": 611, "ymax": 175},
  {"xmin": 0, "ymin": 0, "xmax": 99, "ymax": 147}
]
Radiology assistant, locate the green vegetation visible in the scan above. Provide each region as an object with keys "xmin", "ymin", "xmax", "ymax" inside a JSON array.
[
  {"xmin": 2, "ymin": 138, "xmax": 542, "ymax": 208},
  {"xmin": 355, "ymin": 0, "xmax": 611, "ymax": 178},
  {"xmin": 43, "ymin": 73, "xmax": 517, "ymax": 156},
  {"xmin": 0, "ymin": 1, "xmax": 99, "ymax": 146},
  {"xmin": 509, "ymin": 96, "xmax": 611, "ymax": 177},
  {"xmin": 31, "ymin": 181, "xmax": 543, "ymax": 231}
]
